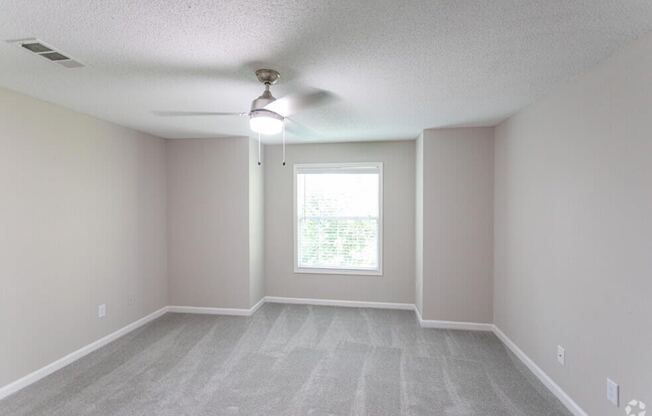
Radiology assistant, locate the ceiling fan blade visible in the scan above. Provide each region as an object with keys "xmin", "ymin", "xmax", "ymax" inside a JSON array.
[
  {"xmin": 153, "ymin": 111, "xmax": 248, "ymax": 117},
  {"xmin": 285, "ymin": 117, "xmax": 322, "ymax": 139},
  {"xmin": 264, "ymin": 88, "xmax": 335, "ymax": 117}
]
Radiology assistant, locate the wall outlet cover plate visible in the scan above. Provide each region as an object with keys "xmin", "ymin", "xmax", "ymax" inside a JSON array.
[{"xmin": 607, "ymin": 378, "xmax": 619, "ymax": 406}]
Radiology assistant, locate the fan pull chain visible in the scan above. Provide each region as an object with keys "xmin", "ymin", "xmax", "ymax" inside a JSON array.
[
  {"xmin": 282, "ymin": 121, "xmax": 286, "ymax": 166},
  {"xmin": 257, "ymin": 132, "xmax": 262, "ymax": 166}
]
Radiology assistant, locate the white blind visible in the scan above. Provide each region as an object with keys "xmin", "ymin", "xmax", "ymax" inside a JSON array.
[{"xmin": 295, "ymin": 163, "xmax": 381, "ymax": 272}]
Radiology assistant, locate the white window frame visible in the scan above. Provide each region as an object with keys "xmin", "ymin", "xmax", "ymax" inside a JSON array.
[{"xmin": 293, "ymin": 162, "xmax": 383, "ymax": 276}]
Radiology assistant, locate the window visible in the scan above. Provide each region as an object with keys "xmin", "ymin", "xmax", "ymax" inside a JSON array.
[{"xmin": 294, "ymin": 162, "xmax": 383, "ymax": 275}]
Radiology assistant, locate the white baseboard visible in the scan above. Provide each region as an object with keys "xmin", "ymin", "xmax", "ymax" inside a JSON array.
[
  {"xmin": 167, "ymin": 305, "xmax": 252, "ymax": 316},
  {"xmin": 264, "ymin": 296, "xmax": 415, "ymax": 310},
  {"xmin": 249, "ymin": 297, "xmax": 265, "ymax": 314},
  {"xmin": 492, "ymin": 325, "xmax": 587, "ymax": 416},
  {"xmin": 413, "ymin": 305, "xmax": 493, "ymax": 331},
  {"xmin": 0, "ymin": 306, "xmax": 168, "ymax": 401},
  {"xmin": 0, "ymin": 297, "xmax": 585, "ymax": 416},
  {"xmin": 0, "ymin": 297, "xmax": 413, "ymax": 400},
  {"xmin": 167, "ymin": 297, "xmax": 265, "ymax": 317}
]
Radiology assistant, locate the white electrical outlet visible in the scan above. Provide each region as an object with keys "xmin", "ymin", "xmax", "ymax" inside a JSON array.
[
  {"xmin": 98, "ymin": 304, "xmax": 106, "ymax": 319},
  {"xmin": 607, "ymin": 378, "xmax": 619, "ymax": 406},
  {"xmin": 557, "ymin": 345, "xmax": 565, "ymax": 365}
]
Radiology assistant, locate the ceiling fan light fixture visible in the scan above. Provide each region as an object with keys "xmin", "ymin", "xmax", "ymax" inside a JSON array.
[{"xmin": 249, "ymin": 110, "xmax": 283, "ymax": 135}]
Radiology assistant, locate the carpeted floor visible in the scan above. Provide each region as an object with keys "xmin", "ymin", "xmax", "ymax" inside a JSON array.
[{"xmin": 0, "ymin": 303, "xmax": 570, "ymax": 416}]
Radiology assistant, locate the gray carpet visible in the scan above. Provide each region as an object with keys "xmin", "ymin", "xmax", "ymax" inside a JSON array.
[{"xmin": 0, "ymin": 304, "xmax": 570, "ymax": 416}]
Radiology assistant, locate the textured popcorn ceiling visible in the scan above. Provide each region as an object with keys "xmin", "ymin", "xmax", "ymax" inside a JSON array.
[{"xmin": 1, "ymin": 1, "xmax": 652, "ymax": 142}]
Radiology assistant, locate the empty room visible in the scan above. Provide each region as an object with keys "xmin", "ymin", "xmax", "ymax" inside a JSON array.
[{"xmin": 1, "ymin": 2, "xmax": 650, "ymax": 415}]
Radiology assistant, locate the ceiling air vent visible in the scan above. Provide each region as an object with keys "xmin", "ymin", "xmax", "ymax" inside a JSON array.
[
  {"xmin": 41, "ymin": 51, "xmax": 69, "ymax": 61},
  {"xmin": 21, "ymin": 42, "xmax": 52, "ymax": 53},
  {"xmin": 8, "ymin": 38, "xmax": 84, "ymax": 68}
]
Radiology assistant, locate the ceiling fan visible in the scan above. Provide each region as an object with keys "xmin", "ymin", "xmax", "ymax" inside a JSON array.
[{"xmin": 155, "ymin": 68, "xmax": 333, "ymax": 137}]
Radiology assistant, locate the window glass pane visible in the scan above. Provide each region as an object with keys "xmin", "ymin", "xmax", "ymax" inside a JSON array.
[
  {"xmin": 299, "ymin": 173, "xmax": 379, "ymax": 218},
  {"xmin": 298, "ymin": 218, "xmax": 378, "ymax": 269},
  {"xmin": 296, "ymin": 166, "xmax": 380, "ymax": 272}
]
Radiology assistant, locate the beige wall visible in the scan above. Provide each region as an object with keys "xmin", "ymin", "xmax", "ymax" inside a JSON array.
[
  {"xmin": 0, "ymin": 87, "xmax": 168, "ymax": 387},
  {"xmin": 419, "ymin": 127, "xmax": 494, "ymax": 323},
  {"xmin": 415, "ymin": 133, "xmax": 424, "ymax": 314},
  {"xmin": 494, "ymin": 33, "xmax": 652, "ymax": 416},
  {"xmin": 166, "ymin": 138, "xmax": 252, "ymax": 309},
  {"xmin": 264, "ymin": 141, "xmax": 415, "ymax": 304}
]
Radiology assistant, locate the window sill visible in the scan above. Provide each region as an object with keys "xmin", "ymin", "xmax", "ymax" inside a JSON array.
[{"xmin": 294, "ymin": 267, "xmax": 383, "ymax": 276}]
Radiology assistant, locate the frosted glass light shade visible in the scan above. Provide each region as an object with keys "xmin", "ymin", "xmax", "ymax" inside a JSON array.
[{"xmin": 250, "ymin": 111, "xmax": 283, "ymax": 135}]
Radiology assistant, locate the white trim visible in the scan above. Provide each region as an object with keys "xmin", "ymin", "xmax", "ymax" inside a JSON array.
[
  {"xmin": 492, "ymin": 325, "xmax": 588, "ymax": 416},
  {"xmin": 0, "ymin": 298, "xmax": 586, "ymax": 416},
  {"xmin": 264, "ymin": 296, "xmax": 414, "ymax": 310},
  {"xmin": 414, "ymin": 305, "xmax": 493, "ymax": 331},
  {"xmin": 293, "ymin": 162, "xmax": 384, "ymax": 276},
  {"xmin": 249, "ymin": 297, "xmax": 265, "ymax": 314},
  {"xmin": 167, "ymin": 297, "xmax": 265, "ymax": 317},
  {"xmin": 0, "ymin": 306, "xmax": 168, "ymax": 401},
  {"xmin": 0, "ymin": 300, "xmax": 266, "ymax": 401},
  {"xmin": 293, "ymin": 267, "xmax": 383, "ymax": 276},
  {"xmin": 167, "ymin": 306, "xmax": 252, "ymax": 316}
]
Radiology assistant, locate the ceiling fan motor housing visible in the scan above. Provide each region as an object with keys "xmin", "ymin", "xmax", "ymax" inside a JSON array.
[
  {"xmin": 251, "ymin": 88, "xmax": 276, "ymax": 112},
  {"xmin": 250, "ymin": 68, "xmax": 282, "ymax": 116}
]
